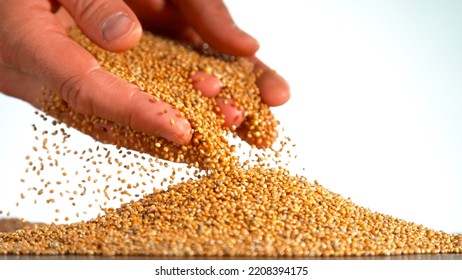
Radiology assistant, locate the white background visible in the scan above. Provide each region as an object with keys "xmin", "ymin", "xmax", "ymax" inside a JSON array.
[{"xmin": 0, "ymin": 0, "xmax": 461, "ymax": 233}]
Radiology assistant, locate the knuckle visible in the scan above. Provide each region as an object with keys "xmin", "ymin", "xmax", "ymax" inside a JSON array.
[
  {"xmin": 59, "ymin": 66, "xmax": 100, "ymax": 116},
  {"xmin": 124, "ymin": 89, "xmax": 140, "ymax": 128},
  {"xmin": 71, "ymin": 0, "xmax": 110, "ymax": 23},
  {"xmin": 59, "ymin": 73, "xmax": 90, "ymax": 115}
]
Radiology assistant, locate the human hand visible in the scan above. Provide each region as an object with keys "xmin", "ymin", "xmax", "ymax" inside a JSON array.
[{"xmin": 0, "ymin": 0, "xmax": 290, "ymax": 146}]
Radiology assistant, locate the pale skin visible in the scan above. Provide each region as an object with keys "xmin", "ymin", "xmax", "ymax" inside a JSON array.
[{"xmin": 0, "ymin": 0, "xmax": 290, "ymax": 145}]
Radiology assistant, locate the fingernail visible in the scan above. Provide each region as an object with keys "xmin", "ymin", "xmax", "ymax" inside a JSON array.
[{"xmin": 102, "ymin": 13, "xmax": 135, "ymax": 42}]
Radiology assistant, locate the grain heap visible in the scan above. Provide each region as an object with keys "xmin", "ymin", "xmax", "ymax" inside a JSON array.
[{"xmin": 0, "ymin": 29, "xmax": 460, "ymax": 257}]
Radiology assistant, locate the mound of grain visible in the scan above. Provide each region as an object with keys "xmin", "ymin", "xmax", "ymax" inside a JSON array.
[
  {"xmin": 1, "ymin": 166, "xmax": 460, "ymax": 256},
  {"xmin": 0, "ymin": 29, "xmax": 460, "ymax": 257}
]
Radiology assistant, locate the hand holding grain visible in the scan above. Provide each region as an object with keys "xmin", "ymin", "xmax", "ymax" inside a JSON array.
[{"xmin": 0, "ymin": 0, "xmax": 290, "ymax": 145}]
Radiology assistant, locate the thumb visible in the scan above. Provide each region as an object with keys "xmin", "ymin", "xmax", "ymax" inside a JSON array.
[{"xmin": 59, "ymin": 0, "xmax": 142, "ymax": 52}]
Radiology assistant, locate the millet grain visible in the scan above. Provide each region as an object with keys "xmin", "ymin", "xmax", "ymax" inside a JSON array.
[{"xmin": 0, "ymin": 29, "xmax": 460, "ymax": 257}]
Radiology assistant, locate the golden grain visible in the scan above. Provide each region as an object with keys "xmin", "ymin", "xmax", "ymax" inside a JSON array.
[{"xmin": 0, "ymin": 29, "xmax": 460, "ymax": 257}]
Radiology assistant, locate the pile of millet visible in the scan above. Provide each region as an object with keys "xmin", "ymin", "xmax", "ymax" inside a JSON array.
[{"xmin": 0, "ymin": 29, "xmax": 460, "ymax": 257}]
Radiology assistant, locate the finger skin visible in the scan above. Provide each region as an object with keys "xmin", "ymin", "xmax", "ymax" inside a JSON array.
[
  {"xmin": 59, "ymin": 0, "xmax": 142, "ymax": 52},
  {"xmin": 191, "ymin": 71, "xmax": 222, "ymax": 98},
  {"xmin": 248, "ymin": 56, "xmax": 291, "ymax": 107},
  {"xmin": 126, "ymin": 0, "xmax": 259, "ymax": 56},
  {"xmin": 256, "ymin": 70, "xmax": 291, "ymax": 107},
  {"xmin": 174, "ymin": 0, "xmax": 259, "ymax": 56},
  {"xmin": 215, "ymin": 97, "xmax": 245, "ymax": 128},
  {"xmin": 124, "ymin": 0, "xmax": 188, "ymax": 34},
  {"xmin": 0, "ymin": 0, "xmax": 191, "ymax": 145},
  {"xmin": 0, "ymin": 65, "xmax": 43, "ymax": 107}
]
